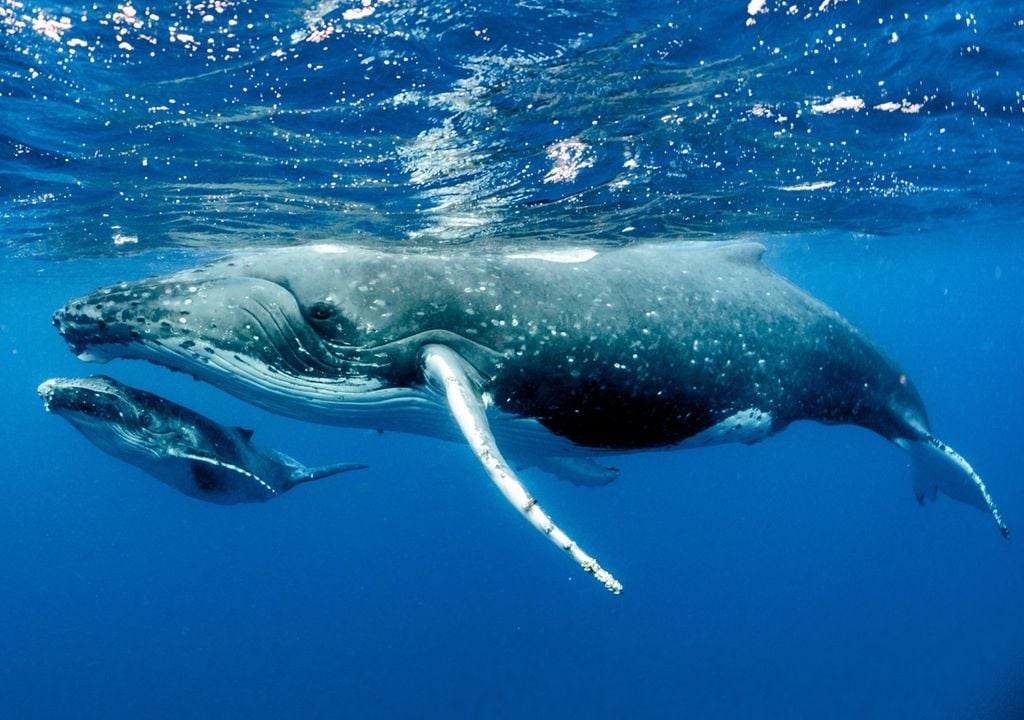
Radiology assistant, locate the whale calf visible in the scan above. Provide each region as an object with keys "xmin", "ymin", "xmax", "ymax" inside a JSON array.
[
  {"xmin": 39, "ymin": 375, "xmax": 366, "ymax": 504},
  {"xmin": 52, "ymin": 242, "xmax": 1007, "ymax": 591}
]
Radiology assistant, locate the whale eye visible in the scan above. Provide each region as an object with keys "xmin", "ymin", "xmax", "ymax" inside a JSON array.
[
  {"xmin": 138, "ymin": 412, "xmax": 153, "ymax": 429},
  {"xmin": 303, "ymin": 300, "xmax": 359, "ymax": 346},
  {"xmin": 308, "ymin": 302, "xmax": 335, "ymax": 321}
]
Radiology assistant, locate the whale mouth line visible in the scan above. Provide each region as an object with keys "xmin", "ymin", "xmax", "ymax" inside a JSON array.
[{"xmin": 113, "ymin": 331, "xmax": 401, "ymax": 419}]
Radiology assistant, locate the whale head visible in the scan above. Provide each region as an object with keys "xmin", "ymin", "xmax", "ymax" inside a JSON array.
[
  {"xmin": 38, "ymin": 375, "xmax": 183, "ymax": 459},
  {"xmin": 51, "ymin": 246, "xmax": 498, "ymax": 424}
]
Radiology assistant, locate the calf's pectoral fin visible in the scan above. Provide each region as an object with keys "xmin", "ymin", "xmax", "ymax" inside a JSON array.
[
  {"xmin": 168, "ymin": 448, "xmax": 277, "ymax": 496},
  {"xmin": 418, "ymin": 343, "xmax": 623, "ymax": 595},
  {"xmin": 896, "ymin": 435, "xmax": 1008, "ymax": 537}
]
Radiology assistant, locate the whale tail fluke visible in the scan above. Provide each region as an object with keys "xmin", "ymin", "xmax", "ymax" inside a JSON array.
[
  {"xmin": 897, "ymin": 434, "xmax": 1008, "ymax": 537},
  {"xmin": 290, "ymin": 462, "xmax": 368, "ymax": 486}
]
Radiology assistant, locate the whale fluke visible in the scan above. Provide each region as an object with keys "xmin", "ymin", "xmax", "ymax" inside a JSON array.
[
  {"xmin": 899, "ymin": 435, "xmax": 1008, "ymax": 537},
  {"xmin": 288, "ymin": 460, "xmax": 369, "ymax": 486}
]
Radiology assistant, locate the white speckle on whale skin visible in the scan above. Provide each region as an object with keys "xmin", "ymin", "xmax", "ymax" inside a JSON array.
[
  {"xmin": 506, "ymin": 249, "xmax": 598, "ymax": 264},
  {"xmin": 309, "ymin": 245, "xmax": 350, "ymax": 255}
]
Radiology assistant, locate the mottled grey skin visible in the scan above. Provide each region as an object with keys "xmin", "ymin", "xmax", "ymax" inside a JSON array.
[
  {"xmin": 52, "ymin": 243, "xmax": 925, "ymax": 446},
  {"xmin": 38, "ymin": 375, "xmax": 365, "ymax": 504},
  {"xmin": 50, "ymin": 243, "xmax": 1005, "ymax": 531}
]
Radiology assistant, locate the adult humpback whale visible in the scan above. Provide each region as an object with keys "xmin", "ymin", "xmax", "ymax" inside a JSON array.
[
  {"xmin": 52, "ymin": 242, "xmax": 1007, "ymax": 592},
  {"xmin": 39, "ymin": 375, "xmax": 366, "ymax": 504}
]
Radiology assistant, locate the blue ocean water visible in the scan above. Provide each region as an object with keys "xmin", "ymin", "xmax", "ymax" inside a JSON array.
[{"xmin": 1, "ymin": 1, "xmax": 1023, "ymax": 718}]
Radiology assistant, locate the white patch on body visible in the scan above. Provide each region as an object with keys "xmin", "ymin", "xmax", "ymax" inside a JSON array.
[
  {"xmin": 506, "ymin": 248, "xmax": 598, "ymax": 264},
  {"xmin": 308, "ymin": 244, "xmax": 351, "ymax": 255},
  {"xmin": 679, "ymin": 408, "xmax": 774, "ymax": 448}
]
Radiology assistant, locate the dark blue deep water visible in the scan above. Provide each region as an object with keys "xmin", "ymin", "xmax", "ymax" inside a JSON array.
[{"xmin": 2, "ymin": 1, "xmax": 1023, "ymax": 718}]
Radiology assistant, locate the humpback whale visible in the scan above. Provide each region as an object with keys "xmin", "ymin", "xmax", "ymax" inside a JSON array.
[
  {"xmin": 52, "ymin": 242, "xmax": 1008, "ymax": 592},
  {"xmin": 39, "ymin": 375, "xmax": 366, "ymax": 504}
]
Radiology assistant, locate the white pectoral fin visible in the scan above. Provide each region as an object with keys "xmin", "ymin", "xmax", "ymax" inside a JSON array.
[
  {"xmin": 418, "ymin": 343, "xmax": 623, "ymax": 594},
  {"xmin": 898, "ymin": 434, "xmax": 1008, "ymax": 537}
]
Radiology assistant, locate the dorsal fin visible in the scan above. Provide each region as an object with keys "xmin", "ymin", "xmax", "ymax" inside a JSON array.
[
  {"xmin": 718, "ymin": 242, "xmax": 765, "ymax": 265},
  {"xmin": 233, "ymin": 426, "xmax": 255, "ymax": 441}
]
